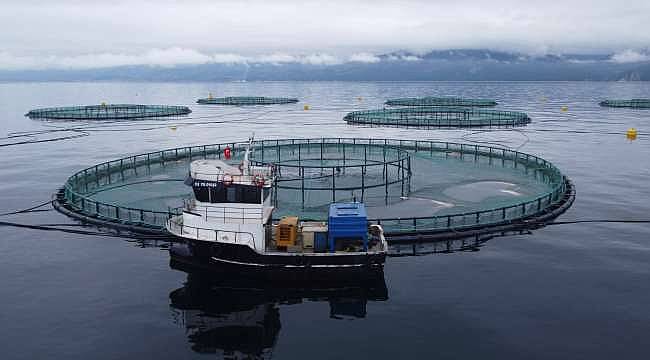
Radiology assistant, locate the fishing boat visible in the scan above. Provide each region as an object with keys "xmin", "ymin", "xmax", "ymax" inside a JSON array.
[{"xmin": 166, "ymin": 137, "xmax": 388, "ymax": 281}]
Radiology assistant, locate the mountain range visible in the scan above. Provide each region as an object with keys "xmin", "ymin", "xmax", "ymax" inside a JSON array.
[{"xmin": 2, "ymin": 49, "xmax": 649, "ymax": 81}]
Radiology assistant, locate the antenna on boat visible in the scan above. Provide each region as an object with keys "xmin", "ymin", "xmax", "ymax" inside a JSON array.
[{"xmin": 242, "ymin": 133, "xmax": 255, "ymax": 176}]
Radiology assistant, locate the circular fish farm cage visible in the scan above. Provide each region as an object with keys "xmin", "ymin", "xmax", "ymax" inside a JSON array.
[
  {"xmin": 385, "ymin": 97, "xmax": 498, "ymax": 107},
  {"xmin": 196, "ymin": 96, "xmax": 299, "ymax": 105},
  {"xmin": 26, "ymin": 104, "xmax": 191, "ymax": 120},
  {"xmin": 599, "ymin": 99, "xmax": 650, "ymax": 109},
  {"xmin": 53, "ymin": 138, "xmax": 573, "ymax": 242},
  {"xmin": 344, "ymin": 108, "xmax": 531, "ymax": 128}
]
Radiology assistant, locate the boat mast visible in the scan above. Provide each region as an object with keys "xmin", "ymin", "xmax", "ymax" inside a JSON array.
[{"xmin": 242, "ymin": 133, "xmax": 254, "ymax": 176}]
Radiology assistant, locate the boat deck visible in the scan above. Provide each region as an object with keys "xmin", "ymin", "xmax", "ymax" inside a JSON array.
[
  {"xmin": 167, "ymin": 215, "xmax": 386, "ymax": 255},
  {"xmin": 264, "ymin": 225, "xmax": 385, "ymax": 255}
]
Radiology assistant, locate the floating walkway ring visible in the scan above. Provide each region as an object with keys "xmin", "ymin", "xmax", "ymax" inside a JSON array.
[
  {"xmin": 26, "ymin": 104, "xmax": 191, "ymax": 120},
  {"xmin": 599, "ymin": 99, "xmax": 650, "ymax": 109},
  {"xmin": 385, "ymin": 97, "xmax": 498, "ymax": 107},
  {"xmin": 52, "ymin": 138, "xmax": 573, "ymax": 242},
  {"xmin": 344, "ymin": 107, "xmax": 531, "ymax": 128},
  {"xmin": 196, "ymin": 96, "xmax": 299, "ymax": 105}
]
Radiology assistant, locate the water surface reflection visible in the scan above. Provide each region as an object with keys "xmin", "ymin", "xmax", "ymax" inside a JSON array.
[{"xmin": 169, "ymin": 271, "xmax": 388, "ymax": 358}]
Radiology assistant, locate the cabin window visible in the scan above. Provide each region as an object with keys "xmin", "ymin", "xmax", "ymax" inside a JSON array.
[
  {"xmin": 210, "ymin": 186, "xmax": 227, "ymax": 202},
  {"xmin": 240, "ymin": 186, "xmax": 261, "ymax": 203},
  {"xmin": 193, "ymin": 183, "xmax": 261, "ymax": 204},
  {"xmin": 192, "ymin": 186, "xmax": 209, "ymax": 202}
]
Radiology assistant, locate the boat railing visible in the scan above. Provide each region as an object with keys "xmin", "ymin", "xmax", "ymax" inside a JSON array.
[
  {"xmin": 166, "ymin": 216, "xmax": 258, "ymax": 251},
  {"xmin": 190, "ymin": 171, "xmax": 274, "ymax": 184},
  {"xmin": 182, "ymin": 200, "xmax": 265, "ymax": 223}
]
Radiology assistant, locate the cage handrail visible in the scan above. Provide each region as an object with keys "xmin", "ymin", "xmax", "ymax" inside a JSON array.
[
  {"xmin": 197, "ymin": 96, "xmax": 299, "ymax": 105},
  {"xmin": 26, "ymin": 104, "xmax": 191, "ymax": 119},
  {"xmin": 343, "ymin": 107, "xmax": 530, "ymax": 127},
  {"xmin": 61, "ymin": 138, "xmax": 567, "ymax": 234},
  {"xmin": 385, "ymin": 97, "xmax": 498, "ymax": 107},
  {"xmin": 369, "ymin": 179, "xmax": 566, "ymax": 226}
]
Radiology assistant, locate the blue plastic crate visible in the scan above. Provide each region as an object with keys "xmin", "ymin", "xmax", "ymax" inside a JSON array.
[{"xmin": 328, "ymin": 203, "xmax": 368, "ymax": 252}]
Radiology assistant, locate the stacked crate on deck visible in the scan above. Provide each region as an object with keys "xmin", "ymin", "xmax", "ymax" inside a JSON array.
[
  {"xmin": 276, "ymin": 216, "xmax": 298, "ymax": 251},
  {"xmin": 327, "ymin": 203, "xmax": 368, "ymax": 252},
  {"xmin": 301, "ymin": 222, "xmax": 328, "ymax": 252}
]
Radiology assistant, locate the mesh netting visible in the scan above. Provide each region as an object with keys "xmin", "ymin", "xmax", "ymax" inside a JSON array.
[
  {"xmin": 385, "ymin": 97, "xmax": 497, "ymax": 107},
  {"xmin": 26, "ymin": 104, "xmax": 191, "ymax": 120},
  {"xmin": 250, "ymin": 141, "xmax": 411, "ymax": 219},
  {"xmin": 57, "ymin": 138, "xmax": 568, "ymax": 236},
  {"xmin": 197, "ymin": 96, "xmax": 299, "ymax": 105},
  {"xmin": 344, "ymin": 107, "xmax": 530, "ymax": 128},
  {"xmin": 599, "ymin": 99, "xmax": 650, "ymax": 109}
]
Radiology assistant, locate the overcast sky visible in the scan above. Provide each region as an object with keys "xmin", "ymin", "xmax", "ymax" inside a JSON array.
[{"xmin": 1, "ymin": 0, "xmax": 649, "ymax": 70}]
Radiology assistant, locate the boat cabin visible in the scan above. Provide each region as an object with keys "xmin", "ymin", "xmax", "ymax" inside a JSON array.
[{"xmin": 173, "ymin": 157, "xmax": 275, "ymax": 252}]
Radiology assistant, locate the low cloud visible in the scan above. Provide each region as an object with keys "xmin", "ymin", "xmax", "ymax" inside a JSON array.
[
  {"xmin": 610, "ymin": 50, "xmax": 650, "ymax": 63},
  {"xmin": 349, "ymin": 53, "xmax": 381, "ymax": 63},
  {"xmin": 401, "ymin": 55, "xmax": 421, "ymax": 62},
  {"xmin": 0, "ymin": 48, "xmax": 230, "ymax": 70},
  {"xmin": 255, "ymin": 53, "xmax": 298, "ymax": 64},
  {"xmin": 0, "ymin": 48, "xmax": 351, "ymax": 70},
  {"xmin": 299, "ymin": 53, "xmax": 343, "ymax": 66},
  {"xmin": 211, "ymin": 53, "xmax": 249, "ymax": 64},
  {"xmin": 384, "ymin": 54, "xmax": 422, "ymax": 62},
  {"xmin": 4, "ymin": 46, "xmax": 650, "ymax": 71}
]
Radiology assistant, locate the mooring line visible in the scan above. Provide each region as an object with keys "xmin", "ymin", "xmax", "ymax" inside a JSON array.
[
  {"xmin": 547, "ymin": 219, "xmax": 650, "ymax": 225},
  {"xmin": 0, "ymin": 200, "xmax": 54, "ymax": 217}
]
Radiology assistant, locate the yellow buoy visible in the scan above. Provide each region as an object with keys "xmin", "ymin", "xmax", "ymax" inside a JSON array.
[
  {"xmin": 561, "ymin": 106, "xmax": 568, "ymax": 112},
  {"xmin": 303, "ymin": 104, "xmax": 310, "ymax": 111},
  {"xmin": 170, "ymin": 126, "xmax": 177, "ymax": 131},
  {"xmin": 626, "ymin": 128, "xmax": 637, "ymax": 141}
]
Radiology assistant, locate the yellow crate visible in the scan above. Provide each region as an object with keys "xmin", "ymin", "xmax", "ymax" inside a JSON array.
[{"xmin": 276, "ymin": 216, "xmax": 299, "ymax": 247}]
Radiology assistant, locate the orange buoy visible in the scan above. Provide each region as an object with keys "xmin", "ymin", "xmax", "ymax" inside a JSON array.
[{"xmin": 627, "ymin": 128, "xmax": 638, "ymax": 141}]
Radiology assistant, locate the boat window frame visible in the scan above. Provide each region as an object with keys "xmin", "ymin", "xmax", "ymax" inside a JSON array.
[{"xmin": 192, "ymin": 182, "xmax": 262, "ymax": 204}]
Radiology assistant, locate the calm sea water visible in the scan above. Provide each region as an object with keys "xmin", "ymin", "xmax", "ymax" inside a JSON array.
[{"xmin": 1, "ymin": 81, "xmax": 649, "ymax": 359}]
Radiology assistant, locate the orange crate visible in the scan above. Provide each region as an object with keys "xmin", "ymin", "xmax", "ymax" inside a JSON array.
[{"xmin": 276, "ymin": 216, "xmax": 299, "ymax": 247}]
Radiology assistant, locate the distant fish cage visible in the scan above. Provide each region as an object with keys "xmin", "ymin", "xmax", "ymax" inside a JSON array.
[
  {"xmin": 599, "ymin": 99, "xmax": 650, "ymax": 109},
  {"xmin": 344, "ymin": 107, "xmax": 530, "ymax": 128},
  {"xmin": 385, "ymin": 97, "xmax": 498, "ymax": 107},
  {"xmin": 26, "ymin": 104, "xmax": 191, "ymax": 120},
  {"xmin": 197, "ymin": 96, "xmax": 299, "ymax": 105}
]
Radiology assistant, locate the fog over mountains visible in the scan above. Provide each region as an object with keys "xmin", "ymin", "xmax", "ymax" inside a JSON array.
[{"xmin": 2, "ymin": 49, "xmax": 649, "ymax": 81}]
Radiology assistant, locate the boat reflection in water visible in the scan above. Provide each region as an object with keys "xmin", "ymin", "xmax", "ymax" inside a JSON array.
[{"xmin": 169, "ymin": 256, "xmax": 388, "ymax": 359}]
